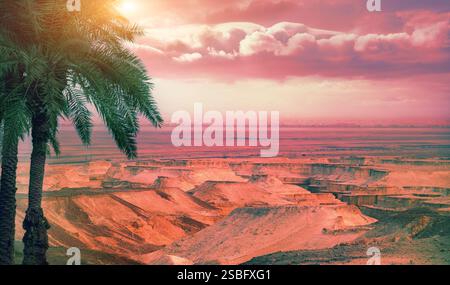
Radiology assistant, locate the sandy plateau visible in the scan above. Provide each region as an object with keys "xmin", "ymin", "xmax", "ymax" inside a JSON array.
[{"xmin": 13, "ymin": 156, "xmax": 450, "ymax": 265}]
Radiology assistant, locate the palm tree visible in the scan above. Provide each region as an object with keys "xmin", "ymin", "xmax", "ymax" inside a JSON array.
[
  {"xmin": 0, "ymin": 0, "xmax": 163, "ymax": 264},
  {"xmin": 0, "ymin": 1, "xmax": 35, "ymax": 263},
  {"xmin": 0, "ymin": 36, "xmax": 61, "ymax": 265},
  {"xmin": 0, "ymin": 107, "xmax": 21, "ymax": 266},
  {"xmin": 0, "ymin": 75, "xmax": 30, "ymax": 264},
  {"xmin": 23, "ymin": 1, "xmax": 163, "ymax": 265}
]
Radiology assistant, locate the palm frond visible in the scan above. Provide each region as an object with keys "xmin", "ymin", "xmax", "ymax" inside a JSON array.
[
  {"xmin": 65, "ymin": 86, "xmax": 92, "ymax": 146},
  {"xmin": 0, "ymin": 0, "xmax": 163, "ymax": 160}
]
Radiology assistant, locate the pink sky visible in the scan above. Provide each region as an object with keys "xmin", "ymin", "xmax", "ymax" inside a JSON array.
[{"xmin": 121, "ymin": 0, "xmax": 450, "ymax": 124}]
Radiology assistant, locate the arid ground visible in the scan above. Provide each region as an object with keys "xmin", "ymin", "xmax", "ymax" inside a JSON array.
[{"xmin": 14, "ymin": 127, "xmax": 450, "ymax": 265}]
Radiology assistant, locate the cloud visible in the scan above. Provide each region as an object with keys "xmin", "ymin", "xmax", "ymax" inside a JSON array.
[
  {"xmin": 134, "ymin": 0, "xmax": 450, "ymax": 32},
  {"xmin": 124, "ymin": 0, "xmax": 450, "ymax": 122},
  {"xmin": 134, "ymin": 17, "xmax": 449, "ymax": 80},
  {"xmin": 173, "ymin": 52, "xmax": 203, "ymax": 63}
]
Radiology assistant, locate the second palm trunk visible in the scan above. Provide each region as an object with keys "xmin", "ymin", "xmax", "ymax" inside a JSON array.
[{"xmin": 23, "ymin": 108, "xmax": 50, "ymax": 265}]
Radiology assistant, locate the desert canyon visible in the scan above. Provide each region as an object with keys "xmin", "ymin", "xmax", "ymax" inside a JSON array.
[{"xmin": 13, "ymin": 128, "xmax": 450, "ymax": 266}]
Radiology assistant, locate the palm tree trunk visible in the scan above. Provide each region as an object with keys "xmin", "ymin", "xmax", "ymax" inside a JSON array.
[
  {"xmin": 22, "ymin": 109, "xmax": 50, "ymax": 265},
  {"xmin": 0, "ymin": 118, "xmax": 19, "ymax": 265}
]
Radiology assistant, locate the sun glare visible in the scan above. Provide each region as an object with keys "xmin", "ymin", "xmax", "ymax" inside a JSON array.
[{"xmin": 117, "ymin": 1, "xmax": 137, "ymax": 15}]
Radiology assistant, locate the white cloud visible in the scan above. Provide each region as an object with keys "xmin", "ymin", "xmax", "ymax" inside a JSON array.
[{"xmin": 173, "ymin": 52, "xmax": 203, "ymax": 63}]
